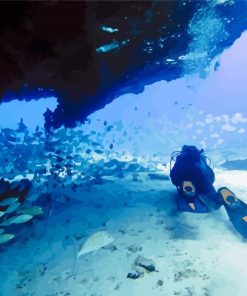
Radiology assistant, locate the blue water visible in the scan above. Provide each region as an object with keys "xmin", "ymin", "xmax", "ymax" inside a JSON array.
[{"xmin": 1, "ymin": 3, "xmax": 247, "ymax": 296}]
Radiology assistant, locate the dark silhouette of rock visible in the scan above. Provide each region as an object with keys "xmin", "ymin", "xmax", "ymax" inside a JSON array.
[
  {"xmin": 0, "ymin": 1, "xmax": 246, "ymax": 129},
  {"xmin": 134, "ymin": 255, "xmax": 156, "ymax": 272}
]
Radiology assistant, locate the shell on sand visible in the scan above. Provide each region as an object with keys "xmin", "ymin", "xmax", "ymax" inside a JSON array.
[{"xmin": 77, "ymin": 230, "xmax": 114, "ymax": 259}]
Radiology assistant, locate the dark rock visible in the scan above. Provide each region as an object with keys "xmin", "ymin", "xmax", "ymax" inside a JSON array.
[
  {"xmin": 127, "ymin": 244, "xmax": 143, "ymax": 253},
  {"xmin": 102, "ymin": 245, "xmax": 118, "ymax": 252},
  {"xmin": 127, "ymin": 271, "xmax": 142, "ymax": 280},
  {"xmin": 1, "ymin": 2, "xmax": 246, "ymax": 129},
  {"xmin": 134, "ymin": 255, "xmax": 156, "ymax": 272},
  {"xmin": 0, "ymin": 178, "xmax": 10, "ymax": 195}
]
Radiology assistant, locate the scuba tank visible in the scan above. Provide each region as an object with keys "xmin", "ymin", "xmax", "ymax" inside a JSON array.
[
  {"xmin": 170, "ymin": 145, "xmax": 215, "ymax": 197},
  {"xmin": 169, "ymin": 145, "xmax": 220, "ymax": 212}
]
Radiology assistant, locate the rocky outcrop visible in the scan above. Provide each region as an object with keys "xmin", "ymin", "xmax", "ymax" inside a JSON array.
[{"xmin": 0, "ymin": 1, "xmax": 246, "ymax": 129}]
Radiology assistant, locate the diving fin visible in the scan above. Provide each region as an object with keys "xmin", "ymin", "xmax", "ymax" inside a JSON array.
[{"xmin": 218, "ymin": 187, "xmax": 247, "ymax": 238}]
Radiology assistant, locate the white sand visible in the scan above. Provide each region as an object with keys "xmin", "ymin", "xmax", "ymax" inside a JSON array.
[{"xmin": 1, "ymin": 170, "xmax": 247, "ymax": 296}]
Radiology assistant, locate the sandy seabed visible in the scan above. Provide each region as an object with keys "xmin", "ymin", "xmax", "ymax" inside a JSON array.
[{"xmin": 1, "ymin": 169, "xmax": 247, "ymax": 296}]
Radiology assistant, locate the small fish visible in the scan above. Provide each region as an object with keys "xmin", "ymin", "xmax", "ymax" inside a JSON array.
[
  {"xmin": 94, "ymin": 149, "xmax": 103, "ymax": 154},
  {"xmin": 17, "ymin": 206, "xmax": 43, "ymax": 216},
  {"xmin": 0, "ymin": 234, "xmax": 15, "ymax": 244},
  {"xmin": 5, "ymin": 202, "xmax": 21, "ymax": 214},
  {"xmin": 91, "ymin": 142, "xmax": 100, "ymax": 147},
  {"xmin": 0, "ymin": 197, "xmax": 18, "ymax": 206},
  {"xmin": 77, "ymin": 231, "xmax": 114, "ymax": 259},
  {"xmin": 107, "ymin": 125, "xmax": 114, "ymax": 132},
  {"xmin": 4, "ymin": 214, "xmax": 33, "ymax": 225},
  {"xmin": 56, "ymin": 156, "xmax": 64, "ymax": 162}
]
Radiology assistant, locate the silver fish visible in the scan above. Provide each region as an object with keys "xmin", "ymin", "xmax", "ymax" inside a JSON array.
[
  {"xmin": 0, "ymin": 198, "xmax": 18, "ymax": 206},
  {"xmin": 5, "ymin": 202, "xmax": 21, "ymax": 214},
  {"xmin": 0, "ymin": 234, "xmax": 15, "ymax": 244},
  {"xmin": 4, "ymin": 214, "xmax": 33, "ymax": 225},
  {"xmin": 77, "ymin": 230, "xmax": 114, "ymax": 259},
  {"xmin": 17, "ymin": 206, "xmax": 43, "ymax": 216}
]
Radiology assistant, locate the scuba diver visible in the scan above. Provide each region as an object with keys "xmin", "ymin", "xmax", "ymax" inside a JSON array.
[{"xmin": 170, "ymin": 145, "xmax": 247, "ymax": 238}]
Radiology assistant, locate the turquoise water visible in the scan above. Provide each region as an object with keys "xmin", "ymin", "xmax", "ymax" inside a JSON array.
[{"xmin": 1, "ymin": 2, "xmax": 247, "ymax": 295}]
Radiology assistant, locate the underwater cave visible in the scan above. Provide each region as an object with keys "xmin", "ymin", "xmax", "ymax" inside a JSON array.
[{"xmin": 1, "ymin": 1, "xmax": 247, "ymax": 295}]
